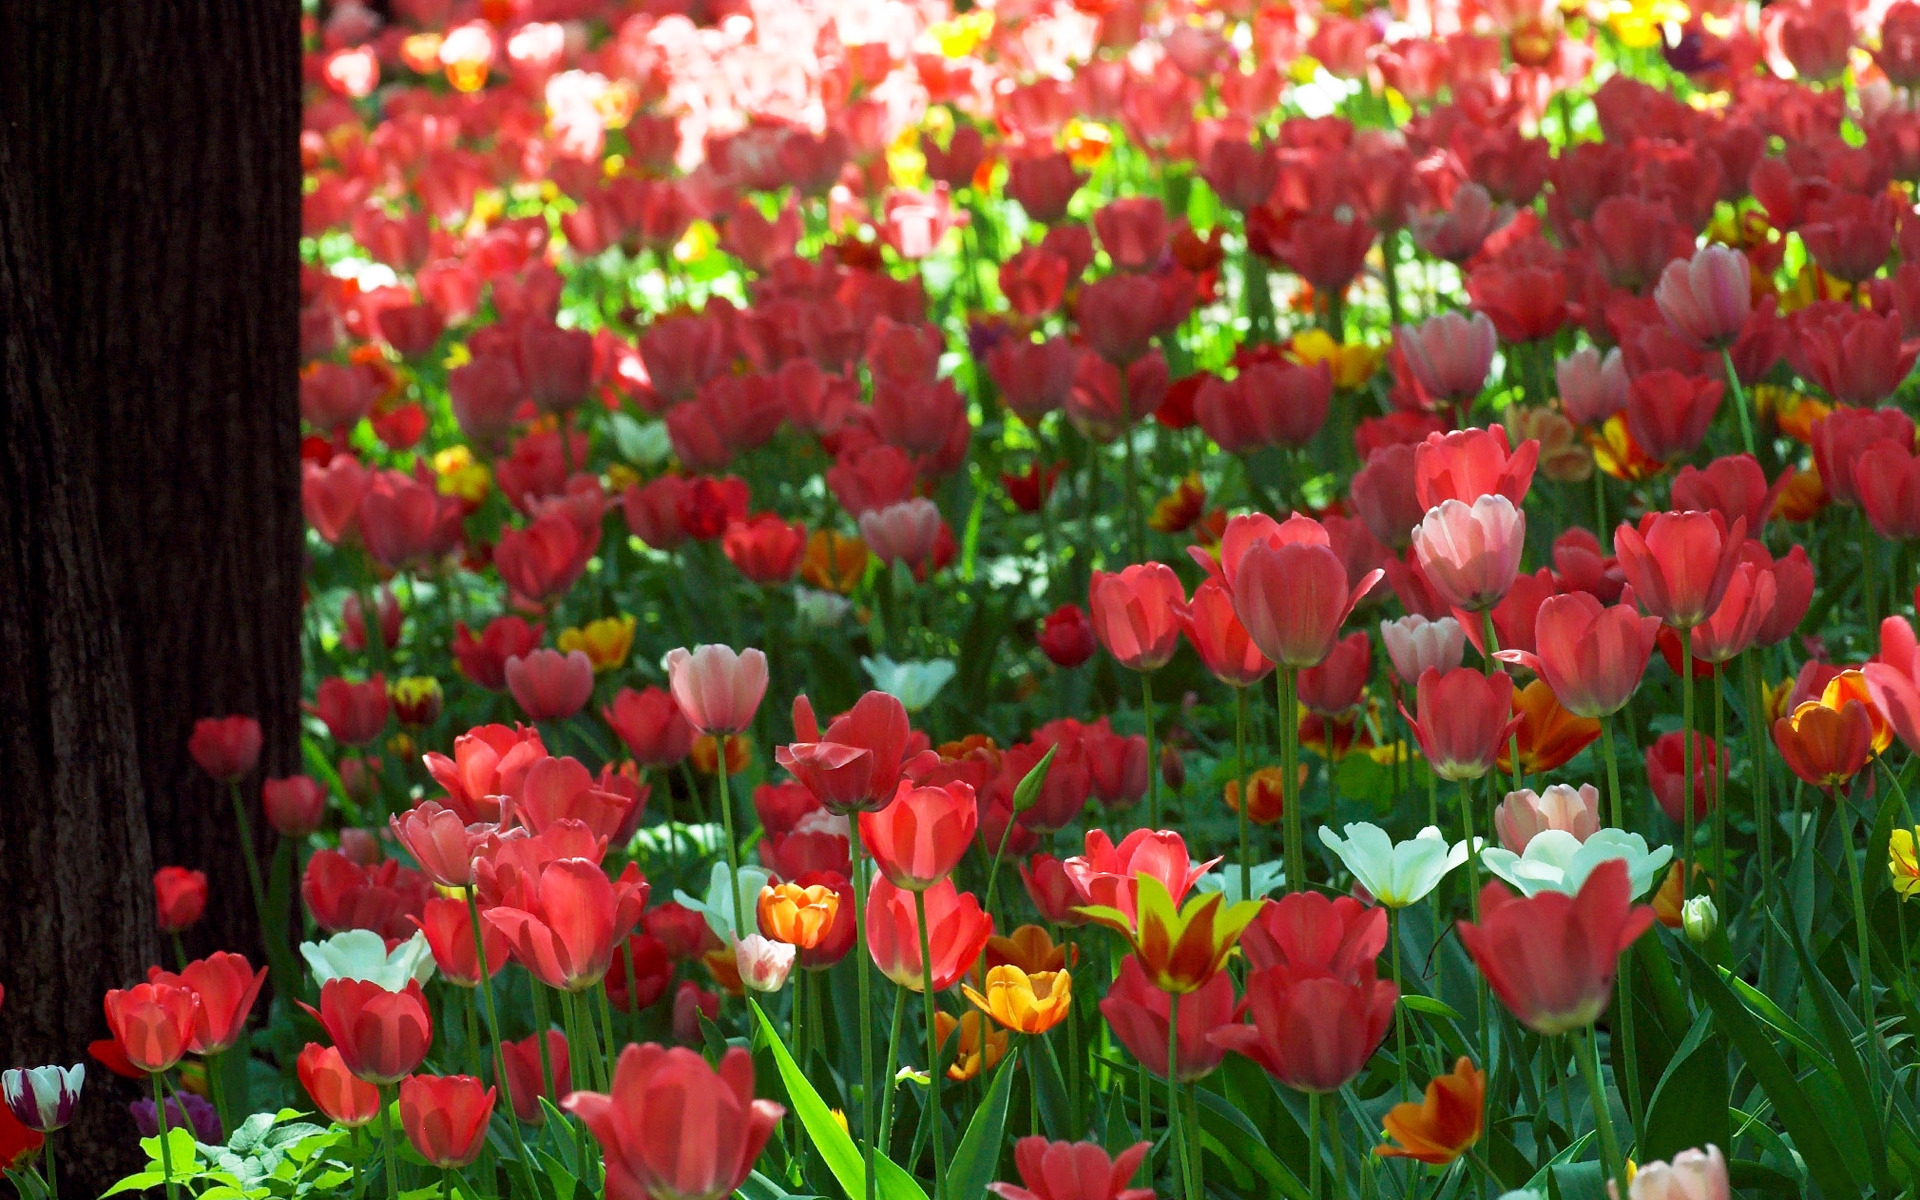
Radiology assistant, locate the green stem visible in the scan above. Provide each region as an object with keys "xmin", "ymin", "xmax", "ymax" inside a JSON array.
[
  {"xmin": 595, "ymin": 983, "xmax": 619, "ymax": 1090},
  {"xmin": 1235, "ymin": 686, "xmax": 1251, "ymax": 902},
  {"xmin": 1866, "ymin": 511, "xmax": 1883, "ymax": 634},
  {"xmin": 151, "ymin": 1073, "xmax": 179, "ymax": 1200},
  {"xmin": 877, "ymin": 985, "xmax": 908, "ymax": 1152},
  {"xmin": 913, "ymin": 889, "xmax": 947, "ymax": 1200},
  {"xmin": 1281, "ymin": 667, "xmax": 1302, "ymax": 892},
  {"xmin": 1841, "ymin": 797, "xmax": 1879, "ymax": 1072},
  {"xmin": 849, "ymin": 824, "xmax": 880, "ymax": 1200},
  {"xmin": 43, "ymin": 1134, "xmax": 56, "ymax": 1200},
  {"xmin": 716, "ymin": 746, "xmax": 745, "ymax": 934},
  {"xmin": 1329, "ymin": 1086, "xmax": 1348, "ymax": 1200},
  {"xmin": 381, "ymin": 1084, "xmax": 401, "ymax": 1200},
  {"xmin": 1681, "ymin": 638, "xmax": 1697, "ymax": 903},
  {"xmin": 464, "ymin": 890, "xmax": 535, "ymax": 1179},
  {"xmin": 1119, "ymin": 376, "xmax": 1143, "ymax": 563},
  {"xmin": 1166, "ymin": 992, "xmax": 1190, "ymax": 1200},
  {"xmin": 1721, "ymin": 347, "xmax": 1756, "ymax": 460},
  {"xmin": 1479, "ymin": 612, "xmax": 1522, "ymax": 796},
  {"xmin": 1459, "ymin": 778, "xmax": 1488, "ymax": 1061},
  {"xmin": 1308, "ymin": 1091, "xmax": 1323, "ymax": 1200},
  {"xmin": 1391, "ymin": 909, "xmax": 1408, "ymax": 1100},
  {"xmin": 1714, "ymin": 668, "xmax": 1729, "ymax": 902},
  {"xmin": 1576, "ymin": 1027, "xmax": 1629, "ymax": 1200},
  {"xmin": 530, "ymin": 983, "xmax": 558, "ymax": 1105},
  {"xmin": 1142, "ymin": 671, "xmax": 1159, "ymax": 829},
  {"xmin": 1746, "ymin": 656, "xmax": 1774, "ymax": 925},
  {"xmin": 463, "ymin": 986, "xmax": 482, "ymax": 1078},
  {"xmin": 1600, "ymin": 716, "xmax": 1626, "ymax": 831}
]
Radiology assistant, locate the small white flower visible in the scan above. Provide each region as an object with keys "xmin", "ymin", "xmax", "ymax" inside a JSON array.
[
  {"xmin": 1319, "ymin": 823, "xmax": 1475, "ymax": 908},
  {"xmin": 301, "ymin": 928, "xmax": 437, "ymax": 990},
  {"xmin": 1478, "ymin": 828, "xmax": 1672, "ymax": 900},
  {"xmin": 735, "ymin": 934, "xmax": 796, "ymax": 992},
  {"xmin": 861, "ymin": 656, "xmax": 956, "ymax": 712},
  {"xmin": 793, "ymin": 586, "xmax": 852, "ymax": 627},
  {"xmin": 1194, "ymin": 860, "xmax": 1286, "ymax": 904},
  {"xmin": 674, "ymin": 861, "xmax": 773, "ymax": 943}
]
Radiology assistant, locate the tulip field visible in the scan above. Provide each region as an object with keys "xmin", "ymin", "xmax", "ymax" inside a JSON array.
[{"xmin": 24, "ymin": 0, "xmax": 1920, "ymax": 1196}]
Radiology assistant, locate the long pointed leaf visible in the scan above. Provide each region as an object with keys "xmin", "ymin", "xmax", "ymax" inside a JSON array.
[{"xmin": 946, "ymin": 1049, "xmax": 1018, "ymax": 1200}]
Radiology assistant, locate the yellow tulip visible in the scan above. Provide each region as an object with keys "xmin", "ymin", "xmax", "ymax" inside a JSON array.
[{"xmin": 962, "ymin": 966, "xmax": 1073, "ymax": 1035}]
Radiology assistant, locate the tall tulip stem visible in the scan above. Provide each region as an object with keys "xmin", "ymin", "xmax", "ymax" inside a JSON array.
[
  {"xmin": 1280, "ymin": 667, "xmax": 1302, "ymax": 892},
  {"xmin": 1841, "ymin": 797, "xmax": 1879, "ymax": 1071},
  {"xmin": 151, "ymin": 1073, "xmax": 179, "ymax": 1200},
  {"xmin": 913, "ymin": 888, "xmax": 947, "ymax": 1200},
  {"xmin": 877, "ymin": 984, "xmax": 908, "ymax": 1151},
  {"xmin": 1391, "ymin": 909, "xmax": 1409, "ymax": 1100},
  {"xmin": 1599, "ymin": 716, "xmax": 1626, "ymax": 831},
  {"xmin": 1720, "ymin": 347, "xmax": 1756, "ymax": 459},
  {"xmin": 1681, "ymin": 637, "xmax": 1696, "ymax": 903},
  {"xmin": 1142, "ymin": 671, "xmax": 1160, "ymax": 828},
  {"xmin": 1235, "ymin": 686, "xmax": 1251, "ymax": 903},
  {"xmin": 1744, "ymin": 655, "xmax": 1774, "ymax": 924},
  {"xmin": 847, "ymin": 822, "xmax": 879, "ymax": 1200},
  {"xmin": 463, "ymin": 888, "xmax": 535, "ymax": 1177},
  {"xmin": 380, "ymin": 1084, "xmax": 401, "ymax": 1200},
  {"xmin": 1166, "ymin": 992, "xmax": 1193, "ymax": 1200},
  {"xmin": 716, "ymin": 747, "xmax": 745, "ymax": 934},
  {"xmin": 1576, "ymin": 1026, "xmax": 1629, "ymax": 1200}
]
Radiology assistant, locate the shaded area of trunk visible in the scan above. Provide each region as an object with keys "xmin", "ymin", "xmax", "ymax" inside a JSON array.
[{"xmin": 0, "ymin": 1, "xmax": 304, "ymax": 1190}]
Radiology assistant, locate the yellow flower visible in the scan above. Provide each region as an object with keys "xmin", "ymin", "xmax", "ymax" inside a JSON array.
[
  {"xmin": 434, "ymin": 446, "xmax": 492, "ymax": 504},
  {"xmin": 926, "ymin": 10, "xmax": 993, "ymax": 57},
  {"xmin": 1891, "ymin": 829, "xmax": 1920, "ymax": 899},
  {"xmin": 1765, "ymin": 387, "xmax": 1830, "ymax": 444},
  {"xmin": 1287, "ymin": 329, "xmax": 1383, "ymax": 390},
  {"xmin": 830, "ymin": 1109, "xmax": 850, "ymax": 1136},
  {"xmin": 1078, "ymin": 875, "xmax": 1263, "ymax": 995},
  {"xmin": 962, "ymin": 966, "xmax": 1073, "ymax": 1035},
  {"xmin": 933, "ymin": 1010, "xmax": 1007, "ymax": 1081},
  {"xmin": 673, "ymin": 220, "xmax": 717, "ymax": 266},
  {"xmin": 390, "ymin": 676, "xmax": 444, "ymax": 727},
  {"xmin": 557, "ymin": 614, "xmax": 636, "ymax": 673},
  {"xmin": 1588, "ymin": 415, "xmax": 1665, "ymax": 484},
  {"xmin": 604, "ymin": 463, "xmax": 640, "ymax": 494},
  {"xmin": 1060, "ymin": 119, "xmax": 1110, "ymax": 171},
  {"xmin": 1778, "ymin": 259, "xmax": 1852, "ymax": 314},
  {"xmin": 1607, "ymin": 0, "xmax": 1691, "ymax": 49},
  {"xmin": 888, "ymin": 128, "xmax": 927, "ymax": 192}
]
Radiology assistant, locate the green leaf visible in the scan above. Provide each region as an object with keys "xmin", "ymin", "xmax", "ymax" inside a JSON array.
[
  {"xmin": 1680, "ymin": 944, "xmax": 1860, "ymax": 1198},
  {"xmin": 1031, "ymin": 1034, "xmax": 1071, "ymax": 1137},
  {"xmin": 946, "ymin": 1049, "xmax": 1018, "ymax": 1200},
  {"xmin": 1192, "ymin": 1089, "xmax": 1310, "ymax": 1200},
  {"xmin": 104, "ymin": 1172, "xmax": 171, "ymax": 1197},
  {"xmin": 1639, "ymin": 1007, "xmax": 1729, "ymax": 1165},
  {"xmin": 737, "ymin": 1170, "xmax": 823, "ymax": 1200},
  {"xmin": 1784, "ymin": 908, "xmax": 1892, "ymax": 1195},
  {"xmin": 539, "ymin": 1099, "xmax": 579, "ymax": 1176},
  {"xmin": 750, "ymin": 999, "xmax": 929, "ymax": 1200},
  {"xmin": 1399, "ymin": 994, "xmax": 1464, "ymax": 1022},
  {"xmin": 537, "ymin": 1151, "xmax": 578, "ymax": 1200}
]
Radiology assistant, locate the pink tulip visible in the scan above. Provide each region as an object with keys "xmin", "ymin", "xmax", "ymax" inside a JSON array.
[
  {"xmin": 505, "ymin": 649, "xmax": 595, "ymax": 721},
  {"xmin": 665, "ymin": 645, "xmax": 769, "ymax": 735},
  {"xmin": 1411, "ymin": 496, "xmax": 1526, "ymax": 612}
]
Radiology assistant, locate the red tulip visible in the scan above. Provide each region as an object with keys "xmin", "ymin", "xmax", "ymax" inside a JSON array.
[
  {"xmin": 1077, "ymin": 274, "xmax": 1173, "ymax": 366},
  {"xmin": 1556, "ymin": 347, "xmax": 1629, "ymax": 427},
  {"xmin": 1809, "ymin": 404, "xmax": 1915, "ymax": 507},
  {"xmin": 860, "ymin": 781, "xmax": 978, "ymax": 890},
  {"xmin": 1100, "ymin": 957, "xmax": 1240, "ymax": 1083},
  {"xmin": 315, "ymin": 675, "xmax": 389, "ymax": 745},
  {"xmin": 302, "ymin": 978, "xmax": 432, "ymax": 1085},
  {"xmin": 602, "ymin": 686, "xmax": 695, "ymax": 767},
  {"xmin": 1175, "ymin": 576, "xmax": 1274, "ymax": 688},
  {"xmin": 1019, "ymin": 855, "xmax": 1090, "ymax": 927},
  {"xmin": 1239, "ymin": 890, "xmax": 1387, "ymax": 978},
  {"xmin": 360, "ymin": 469, "xmax": 462, "ymax": 570},
  {"xmin": 1670, "ymin": 455, "xmax": 1785, "ymax": 535},
  {"xmin": 302, "ymin": 455, "xmax": 368, "ymax": 544},
  {"xmin": 1625, "ymin": 370, "xmax": 1722, "ymax": 462},
  {"xmin": 607, "ymin": 932, "xmax": 676, "ymax": 1009},
  {"xmin": 263, "ymin": 775, "xmax": 328, "ymax": 838},
  {"xmin": 1855, "ymin": 438, "xmax": 1920, "ymax": 541},
  {"xmin": 451, "ymin": 616, "xmax": 544, "ymax": 691},
  {"xmin": 859, "ymin": 499, "xmax": 943, "ymax": 571},
  {"xmin": 150, "ymin": 952, "xmax": 266, "ymax": 1055},
  {"xmin": 1193, "ymin": 361, "xmax": 1331, "ymax": 451},
  {"xmin": 1297, "ymin": 631, "xmax": 1371, "ymax": 716},
  {"xmin": 485, "ymin": 858, "xmax": 649, "ymax": 992},
  {"xmin": 1612, "ymin": 510, "xmax": 1747, "ymax": 629},
  {"xmin": 1350, "ymin": 443, "xmax": 1425, "ymax": 550},
  {"xmin": 1219, "ymin": 514, "xmax": 1381, "ymax": 669},
  {"xmin": 189, "ymin": 715, "xmax": 262, "ymax": 782},
  {"xmin": 988, "ymin": 1138, "xmax": 1154, "ymax": 1200},
  {"xmin": 777, "ymin": 690, "xmax": 933, "ymax": 815},
  {"xmin": 400, "ymin": 1075, "xmax": 495, "ymax": 1167},
  {"xmin": 1210, "ymin": 960, "xmax": 1396, "ymax": 1093},
  {"xmin": 154, "ymin": 866, "xmax": 208, "ymax": 933},
  {"xmin": 1088, "ymin": 563, "xmax": 1185, "ymax": 671},
  {"xmin": 988, "ymin": 338, "xmax": 1079, "ymax": 424},
  {"xmin": 423, "ymin": 724, "xmax": 546, "ymax": 824},
  {"xmin": 501, "ymin": 1031, "xmax": 573, "ymax": 1123},
  {"xmin": 104, "ymin": 982, "xmax": 201, "ymax": 1073},
  {"xmin": 302, "ymin": 849, "xmax": 433, "ymax": 939},
  {"xmin": 298, "ymin": 1043, "xmax": 381, "ymax": 1128},
  {"xmin": 1412, "ymin": 426, "xmax": 1539, "ymax": 510},
  {"xmin": 564, "ymin": 1044, "xmax": 784, "ymax": 1200},
  {"xmin": 514, "ymin": 755, "xmax": 641, "ymax": 842},
  {"xmin": 998, "ymin": 247, "xmax": 1071, "ymax": 318},
  {"xmin": 413, "ymin": 896, "xmax": 507, "ymax": 987},
  {"xmin": 1402, "ymin": 668, "xmax": 1524, "ymax": 782},
  {"xmin": 1498, "ymin": 593, "xmax": 1660, "ymax": 718},
  {"xmin": 389, "ymin": 800, "xmax": 489, "ymax": 888},
  {"xmin": 865, "ymin": 876, "xmax": 993, "ymax": 992},
  {"xmin": 1456, "ymin": 858, "xmax": 1654, "ymax": 1035},
  {"xmin": 1094, "ymin": 197, "xmax": 1168, "ymax": 272},
  {"xmin": 502, "ymin": 650, "xmax": 593, "ymax": 722},
  {"xmin": 1038, "ymin": 604, "xmax": 1098, "ymax": 668},
  {"xmin": 723, "ymin": 515, "xmax": 807, "ymax": 584},
  {"xmin": 1795, "ymin": 306, "xmax": 1918, "ymax": 406},
  {"xmin": 1396, "ymin": 313, "xmax": 1496, "ymax": 404},
  {"xmin": 1005, "ymin": 153, "xmax": 1086, "ymax": 225},
  {"xmin": 1684, "ymin": 561, "xmax": 1775, "ymax": 664}
]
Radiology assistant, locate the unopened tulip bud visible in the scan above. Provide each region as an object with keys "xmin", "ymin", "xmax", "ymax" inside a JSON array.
[
  {"xmin": 2, "ymin": 1064, "xmax": 84, "ymax": 1132},
  {"xmin": 1682, "ymin": 896, "xmax": 1719, "ymax": 946}
]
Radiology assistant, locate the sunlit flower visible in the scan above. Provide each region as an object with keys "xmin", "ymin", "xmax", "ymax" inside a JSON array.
[
  {"xmin": 962, "ymin": 966, "xmax": 1073, "ymax": 1034},
  {"xmin": 557, "ymin": 615, "xmax": 637, "ymax": 673}
]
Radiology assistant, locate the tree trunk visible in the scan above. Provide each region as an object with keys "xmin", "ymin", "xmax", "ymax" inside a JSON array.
[
  {"xmin": 0, "ymin": 1, "xmax": 303, "ymax": 1190},
  {"xmin": 0, "ymin": 127, "xmax": 161, "ymax": 1195}
]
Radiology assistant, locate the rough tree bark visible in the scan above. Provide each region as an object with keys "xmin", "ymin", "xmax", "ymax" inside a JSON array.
[
  {"xmin": 0, "ymin": 124, "xmax": 162, "ymax": 1198},
  {"xmin": 0, "ymin": 2, "xmax": 304, "ymax": 1190}
]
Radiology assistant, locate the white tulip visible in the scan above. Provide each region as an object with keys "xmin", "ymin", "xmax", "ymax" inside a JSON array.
[
  {"xmin": 1319, "ymin": 822, "xmax": 1475, "ymax": 908},
  {"xmin": 1478, "ymin": 828, "xmax": 1671, "ymax": 900},
  {"xmin": 674, "ymin": 861, "xmax": 773, "ymax": 943},
  {"xmin": 301, "ymin": 928, "xmax": 436, "ymax": 990}
]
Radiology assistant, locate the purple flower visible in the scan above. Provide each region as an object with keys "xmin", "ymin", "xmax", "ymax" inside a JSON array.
[
  {"xmin": 2, "ymin": 1065, "xmax": 83, "ymax": 1132},
  {"xmin": 128, "ymin": 1092, "xmax": 221, "ymax": 1144}
]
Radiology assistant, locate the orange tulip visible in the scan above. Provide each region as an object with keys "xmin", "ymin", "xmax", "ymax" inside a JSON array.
[
  {"xmin": 1375, "ymin": 1057, "xmax": 1485, "ymax": 1165},
  {"xmin": 985, "ymin": 924, "xmax": 1074, "ymax": 975},
  {"xmin": 962, "ymin": 966, "xmax": 1073, "ymax": 1034},
  {"xmin": 1774, "ymin": 694, "xmax": 1875, "ymax": 788},
  {"xmin": 1223, "ymin": 766, "xmax": 1288, "ymax": 825},
  {"xmin": 1496, "ymin": 679, "xmax": 1600, "ymax": 776},
  {"xmin": 757, "ymin": 883, "xmax": 841, "ymax": 950}
]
